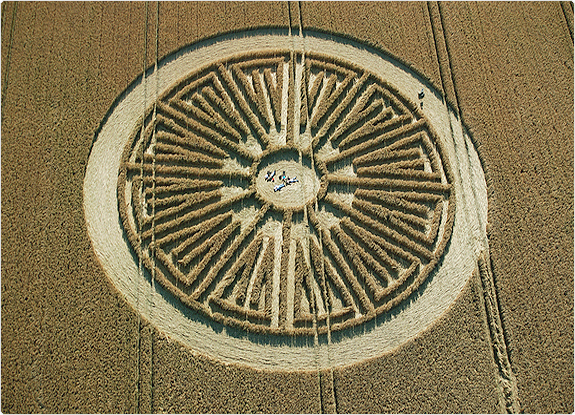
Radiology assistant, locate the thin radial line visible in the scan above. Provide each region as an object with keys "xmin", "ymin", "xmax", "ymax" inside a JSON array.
[
  {"xmin": 325, "ymin": 118, "xmax": 427, "ymax": 166},
  {"xmin": 209, "ymin": 235, "xmax": 263, "ymax": 301},
  {"xmin": 169, "ymin": 211, "xmax": 232, "ymax": 257},
  {"xmin": 323, "ymin": 194, "xmax": 434, "ymax": 261},
  {"xmin": 150, "ymin": 190, "xmax": 221, "ymax": 226},
  {"xmin": 158, "ymin": 101, "xmax": 256, "ymax": 163},
  {"xmin": 218, "ymin": 64, "xmax": 270, "ymax": 150}
]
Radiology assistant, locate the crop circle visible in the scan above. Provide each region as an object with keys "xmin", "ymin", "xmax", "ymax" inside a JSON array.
[
  {"xmin": 116, "ymin": 47, "xmax": 454, "ymax": 336},
  {"xmin": 85, "ymin": 30, "xmax": 487, "ymax": 369}
]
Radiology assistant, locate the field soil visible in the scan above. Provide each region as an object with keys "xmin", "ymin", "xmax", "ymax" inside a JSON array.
[{"xmin": 2, "ymin": 2, "xmax": 572, "ymax": 413}]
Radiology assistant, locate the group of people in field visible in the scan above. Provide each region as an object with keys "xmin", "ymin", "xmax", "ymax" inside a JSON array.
[{"xmin": 264, "ymin": 170, "xmax": 299, "ymax": 192}]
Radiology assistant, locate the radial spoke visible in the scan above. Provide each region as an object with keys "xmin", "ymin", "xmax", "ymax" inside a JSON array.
[
  {"xmin": 326, "ymin": 174, "xmax": 451, "ymax": 194},
  {"xmin": 191, "ymin": 203, "xmax": 271, "ymax": 300},
  {"xmin": 158, "ymin": 100, "xmax": 256, "ymax": 162},
  {"xmin": 168, "ymin": 212, "xmax": 232, "ymax": 257},
  {"xmin": 184, "ymin": 220, "xmax": 241, "ymax": 285},
  {"xmin": 352, "ymin": 147, "xmax": 423, "ymax": 169},
  {"xmin": 324, "ymin": 194, "xmax": 434, "ymax": 261},
  {"xmin": 210, "ymin": 235, "xmax": 263, "ymax": 302},
  {"xmin": 321, "ymin": 227, "xmax": 374, "ymax": 315},
  {"xmin": 218, "ymin": 64, "xmax": 271, "ymax": 150},
  {"xmin": 352, "ymin": 198, "xmax": 434, "ymax": 247},
  {"xmin": 207, "ymin": 73, "xmax": 252, "ymax": 137},
  {"xmin": 154, "ymin": 126, "xmax": 228, "ymax": 159},
  {"xmin": 149, "ymin": 189, "xmax": 222, "ymax": 225},
  {"xmin": 325, "ymin": 118, "xmax": 426, "ymax": 166},
  {"xmin": 142, "ymin": 190, "xmax": 254, "ymax": 240}
]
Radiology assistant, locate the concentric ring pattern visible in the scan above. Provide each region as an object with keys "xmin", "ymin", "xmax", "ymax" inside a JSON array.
[{"xmin": 117, "ymin": 50, "xmax": 455, "ymax": 336}]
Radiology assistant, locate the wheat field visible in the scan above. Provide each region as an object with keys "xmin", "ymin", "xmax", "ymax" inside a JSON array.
[{"xmin": 2, "ymin": 2, "xmax": 573, "ymax": 413}]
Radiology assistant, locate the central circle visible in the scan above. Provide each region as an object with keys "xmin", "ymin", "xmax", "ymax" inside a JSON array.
[{"xmin": 254, "ymin": 147, "xmax": 322, "ymax": 211}]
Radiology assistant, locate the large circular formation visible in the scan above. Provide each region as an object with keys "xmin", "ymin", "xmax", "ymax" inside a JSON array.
[
  {"xmin": 85, "ymin": 31, "xmax": 488, "ymax": 369},
  {"xmin": 117, "ymin": 49, "xmax": 455, "ymax": 336}
]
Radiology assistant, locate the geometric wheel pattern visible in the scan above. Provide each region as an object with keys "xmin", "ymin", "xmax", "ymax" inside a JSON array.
[{"xmin": 117, "ymin": 51, "xmax": 455, "ymax": 336}]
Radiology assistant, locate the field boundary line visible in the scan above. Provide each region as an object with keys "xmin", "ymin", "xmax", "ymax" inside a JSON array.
[
  {"xmin": 560, "ymin": 1, "xmax": 574, "ymax": 43},
  {"xmin": 134, "ymin": 4, "xmax": 162, "ymax": 411},
  {"xmin": 478, "ymin": 252, "xmax": 520, "ymax": 413},
  {"xmin": 424, "ymin": 2, "xmax": 446, "ymax": 101},
  {"xmin": 436, "ymin": 3, "xmax": 520, "ymax": 412},
  {"xmin": 149, "ymin": 2, "xmax": 160, "ymax": 412},
  {"xmin": 428, "ymin": 1, "xmax": 459, "ymax": 113},
  {"xmin": 462, "ymin": 8, "xmax": 520, "ymax": 412},
  {"xmin": 135, "ymin": 3, "xmax": 147, "ymax": 412},
  {"xmin": 1, "ymin": 2, "xmax": 18, "ymax": 104},
  {"xmin": 291, "ymin": 2, "xmax": 338, "ymax": 411}
]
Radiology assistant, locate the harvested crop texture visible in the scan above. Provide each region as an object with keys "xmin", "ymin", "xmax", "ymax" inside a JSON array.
[{"xmin": 2, "ymin": 2, "xmax": 572, "ymax": 413}]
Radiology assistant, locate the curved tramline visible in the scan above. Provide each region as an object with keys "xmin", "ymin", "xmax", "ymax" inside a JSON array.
[{"xmin": 117, "ymin": 50, "xmax": 455, "ymax": 336}]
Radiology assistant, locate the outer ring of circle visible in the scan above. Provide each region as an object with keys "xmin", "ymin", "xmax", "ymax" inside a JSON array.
[{"xmin": 84, "ymin": 30, "xmax": 487, "ymax": 370}]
